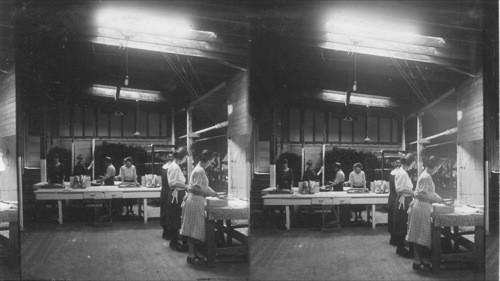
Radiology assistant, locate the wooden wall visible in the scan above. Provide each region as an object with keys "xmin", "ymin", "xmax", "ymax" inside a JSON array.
[
  {"xmin": 56, "ymin": 101, "xmax": 172, "ymax": 140},
  {"xmin": 0, "ymin": 70, "xmax": 17, "ymax": 201},
  {"xmin": 282, "ymin": 107, "xmax": 399, "ymax": 144},
  {"xmin": 457, "ymin": 73, "xmax": 483, "ymax": 143},
  {"xmin": 457, "ymin": 72, "xmax": 484, "ymax": 205},
  {"xmin": 227, "ymin": 72, "xmax": 251, "ymax": 199},
  {"xmin": 0, "ymin": 70, "xmax": 15, "ymax": 138}
]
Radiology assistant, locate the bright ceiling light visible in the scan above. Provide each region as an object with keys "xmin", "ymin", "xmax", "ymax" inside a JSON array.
[
  {"xmin": 314, "ymin": 89, "xmax": 399, "ymax": 108},
  {"xmin": 87, "ymin": 84, "xmax": 167, "ymax": 103},
  {"xmin": 95, "ymin": 7, "xmax": 195, "ymax": 39},
  {"xmin": 325, "ymin": 15, "xmax": 445, "ymax": 48}
]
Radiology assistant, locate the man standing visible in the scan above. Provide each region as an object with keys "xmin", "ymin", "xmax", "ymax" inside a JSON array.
[
  {"xmin": 100, "ymin": 157, "xmax": 116, "ymax": 186},
  {"xmin": 323, "ymin": 162, "xmax": 345, "ymax": 191}
]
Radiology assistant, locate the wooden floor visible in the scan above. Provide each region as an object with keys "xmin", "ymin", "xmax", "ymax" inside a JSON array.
[
  {"xmin": 250, "ymin": 226, "xmax": 485, "ymax": 281},
  {"xmin": 21, "ymin": 221, "xmax": 249, "ymax": 281}
]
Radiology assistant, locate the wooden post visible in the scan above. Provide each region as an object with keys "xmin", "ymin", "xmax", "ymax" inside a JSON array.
[
  {"xmin": 301, "ymin": 145, "xmax": 305, "ymax": 180},
  {"xmin": 91, "ymin": 139, "xmax": 95, "ymax": 180},
  {"xmin": 186, "ymin": 108, "xmax": 193, "ymax": 183},
  {"xmin": 40, "ymin": 102, "xmax": 47, "ymax": 182},
  {"xmin": 417, "ymin": 113, "xmax": 424, "ymax": 175},
  {"xmin": 71, "ymin": 142, "xmax": 75, "ymax": 175},
  {"xmin": 322, "ymin": 144, "xmax": 326, "ymax": 185},
  {"xmin": 270, "ymin": 103, "xmax": 277, "ymax": 187},
  {"xmin": 171, "ymin": 106, "xmax": 175, "ymax": 146},
  {"xmin": 17, "ymin": 156, "xmax": 23, "ymax": 230},
  {"xmin": 402, "ymin": 114, "xmax": 406, "ymax": 151}
]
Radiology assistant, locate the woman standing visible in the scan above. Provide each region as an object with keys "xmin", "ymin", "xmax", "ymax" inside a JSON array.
[
  {"xmin": 407, "ymin": 156, "xmax": 446, "ymax": 270},
  {"xmin": 388, "ymin": 160, "xmax": 402, "ymax": 246},
  {"xmin": 276, "ymin": 158, "xmax": 294, "ymax": 190},
  {"xmin": 164, "ymin": 147, "xmax": 190, "ymax": 252},
  {"xmin": 180, "ymin": 150, "xmax": 219, "ymax": 265},
  {"xmin": 392, "ymin": 153, "xmax": 416, "ymax": 258},
  {"xmin": 349, "ymin": 163, "xmax": 367, "ymax": 221},
  {"xmin": 119, "ymin": 157, "xmax": 139, "ymax": 216},
  {"xmin": 48, "ymin": 154, "xmax": 65, "ymax": 185}
]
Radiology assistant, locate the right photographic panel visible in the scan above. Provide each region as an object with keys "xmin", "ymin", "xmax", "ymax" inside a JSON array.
[{"xmin": 249, "ymin": 1, "xmax": 499, "ymax": 280}]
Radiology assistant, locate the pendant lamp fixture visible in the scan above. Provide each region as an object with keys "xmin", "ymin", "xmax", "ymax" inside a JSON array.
[
  {"xmin": 133, "ymin": 99, "xmax": 141, "ymax": 137},
  {"xmin": 344, "ymin": 89, "xmax": 353, "ymax": 121},
  {"xmin": 124, "ymin": 47, "xmax": 129, "ymax": 86},
  {"xmin": 352, "ymin": 52, "xmax": 357, "ymax": 92},
  {"xmin": 364, "ymin": 105, "xmax": 371, "ymax": 142}
]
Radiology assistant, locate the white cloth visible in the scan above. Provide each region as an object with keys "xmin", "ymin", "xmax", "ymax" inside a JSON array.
[
  {"xmin": 119, "ymin": 165, "xmax": 137, "ymax": 182},
  {"xmin": 167, "ymin": 161, "xmax": 187, "ymax": 204},
  {"xmin": 180, "ymin": 164, "xmax": 216, "ymax": 242},
  {"xmin": 103, "ymin": 165, "xmax": 116, "ymax": 180},
  {"xmin": 349, "ymin": 171, "xmax": 366, "ymax": 187},
  {"xmin": 332, "ymin": 169, "xmax": 345, "ymax": 186},
  {"xmin": 395, "ymin": 168, "xmax": 413, "ymax": 209}
]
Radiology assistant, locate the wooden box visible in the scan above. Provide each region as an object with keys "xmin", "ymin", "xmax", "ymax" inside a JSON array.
[
  {"xmin": 206, "ymin": 197, "xmax": 228, "ymax": 207},
  {"xmin": 432, "ymin": 203, "xmax": 455, "ymax": 214}
]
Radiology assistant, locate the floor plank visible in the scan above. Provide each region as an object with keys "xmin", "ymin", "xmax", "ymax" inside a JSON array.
[
  {"xmin": 21, "ymin": 221, "xmax": 249, "ymax": 281},
  {"xmin": 250, "ymin": 226, "xmax": 485, "ymax": 281}
]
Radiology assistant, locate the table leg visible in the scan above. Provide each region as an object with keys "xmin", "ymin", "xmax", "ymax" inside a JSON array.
[
  {"xmin": 143, "ymin": 199, "xmax": 148, "ymax": 223},
  {"xmin": 453, "ymin": 226, "xmax": 460, "ymax": 252},
  {"xmin": 285, "ymin": 206, "xmax": 290, "ymax": 230},
  {"xmin": 432, "ymin": 225, "xmax": 442, "ymax": 274},
  {"xmin": 58, "ymin": 200, "xmax": 63, "ymax": 224},
  {"xmin": 206, "ymin": 219, "xmax": 216, "ymax": 268},
  {"xmin": 473, "ymin": 225, "xmax": 484, "ymax": 273},
  {"xmin": 371, "ymin": 204, "xmax": 376, "ymax": 229},
  {"xmin": 226, "ymin": 220, "xmax": 233, "ymax": 245},
  {"xmin": 8, "ymin": 221, "xmax": 19, "ymax": 267}
]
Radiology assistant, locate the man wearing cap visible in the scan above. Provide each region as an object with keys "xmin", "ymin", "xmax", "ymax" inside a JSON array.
[
  {"xmin": 302, "ymin": 160, "xmax": 318, "ymax": 182},
  {"xmin": 101, "ymin": 157, "xmax": 116, "ymax": 186},
  {"xmin": 323, "ymin": 162, "xmax": 345, "ymax": 191},
  {"xmin": 73, "ymin": 154, "xmax": 89, "ymax": 176}
]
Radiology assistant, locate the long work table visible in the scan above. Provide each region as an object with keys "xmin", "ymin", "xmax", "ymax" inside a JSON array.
[
  {"xmin": 0, "ymin": 202, "xmax": 19, "ymax": 266},
  {"xmin": 431, "ymin": 205, "xmax": 484, "ymax": 274},
  {"xmin": 205, "ymin": 199, "xmax": 249, "ymax": 267},
  {"xmin": 262, "ymin": 187, "xmax": 389, "ymax": 230},
  {"xmin": 33, "ymin": 183, "xmax": 161, "ymax": 224}
]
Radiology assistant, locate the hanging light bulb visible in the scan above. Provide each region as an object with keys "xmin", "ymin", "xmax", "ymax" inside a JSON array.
[
  {"xmin": 364, "ymin": 105, "xmax": 371, "ymax": 142},
  {"xmin": 133, "ymin": 99, "xmax": 141, "ymax": 137},
  {"xmin": 352, "ymin": 51, "xmax": 357, "ymax": 92},
  {"xmin": 124, "ymin": 46, "xmax": 129, "ymax": 86}
]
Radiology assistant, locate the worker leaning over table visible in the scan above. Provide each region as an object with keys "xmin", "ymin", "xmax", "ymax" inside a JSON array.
[
  {"xmin": 180, "ymin": 149, "xmax": 220, "ymax": 266},
  {"xmin": 407, "ymin": 156, "xmax": 447, "ymax": 271},
  {"xmin": 100, "ymin": 156, "xmax": 116, "ymax": 186},
  {"xmin": 322, "ymin": 162, "xmax": 345, "ymax": 191}
]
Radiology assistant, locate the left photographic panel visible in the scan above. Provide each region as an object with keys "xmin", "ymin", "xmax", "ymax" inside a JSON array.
[
  {"xmin": 0, "ymin": 0, "xmax": 20, "ymax": 280},
  {"xmin": 16, "ymin": 1, "xmax": 250, "ymax": 280}
]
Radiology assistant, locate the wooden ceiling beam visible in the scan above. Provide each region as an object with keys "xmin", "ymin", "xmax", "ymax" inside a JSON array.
[
  {"xmin": 175, "ymin": 81, "xmax": 227, "ymax": 114},
  {"xmin": 321, "ymin": 33, "xmax": 476, "ymax": 62},
  {"xmin": 405, "ymin": 87, "xmax": 456, "ymax": 121},
  {"xmin": 319, "ymin": 42, "xmax": 474, "ymax": 76}
]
